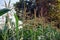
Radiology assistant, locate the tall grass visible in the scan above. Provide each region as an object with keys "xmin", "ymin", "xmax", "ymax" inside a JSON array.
[
  {"xmin": 0, "ymin": 23, "xmax": 60, "ymax": 40},
  {"xmin": 23, "ymin": 24, "xmax": 60, "ymax": 40},
  {"xmin": 0, "ymin": 9, "xmax": 60, "ymax": 40}
]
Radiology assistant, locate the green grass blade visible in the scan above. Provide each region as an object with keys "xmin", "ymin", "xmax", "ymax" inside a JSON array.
[{"xmin": 14, "ymin": 13, "xmax": 19, "ymax": 40}]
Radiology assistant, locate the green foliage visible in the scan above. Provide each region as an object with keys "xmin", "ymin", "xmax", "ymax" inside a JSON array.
[
  {"xmin": 23, "ymin": 24, "xmax": 60, "ymax": 40},
  {"xmin": 0, "ymin": 8, "xmax": 10, "ymax": 16},
  {"xmin": 0, "ymin": 24, "xmax": 60, "ymax": 40},
  {"xmin": 14, "ymin": 13, "xmax": 19, "ymax": 40}
]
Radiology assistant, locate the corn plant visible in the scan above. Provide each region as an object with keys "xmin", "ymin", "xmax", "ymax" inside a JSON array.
[
  {"xmin": 0, "ymin": 8, "xmax": 60, "ymax": 40},
  {"xmin": 0, "ymin": 8, "xmax": 10, "ymax": 40},
  {"xmin": 0, "ymin": 8, "xmax": 10, "ymax": 16}
]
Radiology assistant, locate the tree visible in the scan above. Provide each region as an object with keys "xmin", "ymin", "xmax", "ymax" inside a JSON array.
[
  {"xmin": 14, "ymin": 0, "xmax": 59, "ymax": 20},
  {"xmin": 14, "ymin": 0, "xmax": 36, "ymax": 20}
]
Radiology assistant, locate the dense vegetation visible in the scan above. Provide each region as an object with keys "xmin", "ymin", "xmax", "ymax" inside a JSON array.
[
  {"xmin": 0, "ymin": 23, "xmax": 60, "ymax": 40},
  {"xmin": 0, "ymin": 0, "xmax": 60, "ymax": 40},
  {"xmin": 14, "ymin": 0, "xmax": 60, "ymax": 28}
]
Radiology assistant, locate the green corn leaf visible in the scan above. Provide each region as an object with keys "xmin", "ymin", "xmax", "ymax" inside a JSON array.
[
  {"xmin": 14, "ymin": 13, "xmax": 19, "ymax": 40},
  {"xmin": 0, "ymin": 8, "xmax": 10, "ymax": 16}
]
